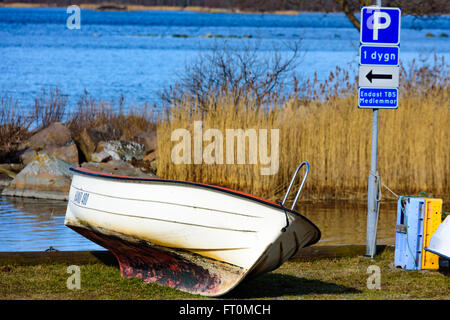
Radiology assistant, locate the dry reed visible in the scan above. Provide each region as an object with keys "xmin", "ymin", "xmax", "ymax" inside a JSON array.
[{"xmin": 156, "ymin": 58, "xmax": 450, "ymax": 204}]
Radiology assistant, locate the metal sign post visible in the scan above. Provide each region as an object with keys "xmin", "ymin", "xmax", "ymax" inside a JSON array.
[
  {"xmin": 359, "ymin": 1, "xmax": 401, "ymax": 257},
  {"xmin": 367, "ymin": 109, "xmax": 379, "ymax": 258}
]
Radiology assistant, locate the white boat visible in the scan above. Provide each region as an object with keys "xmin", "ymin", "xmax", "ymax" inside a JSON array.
[
  {"xmin": 426, "ymin": 216, "xmax": 450, "ymax": 260},
  {"xmin": 64, "ymin": 162, "xmax": 320, "ymax": 296}
]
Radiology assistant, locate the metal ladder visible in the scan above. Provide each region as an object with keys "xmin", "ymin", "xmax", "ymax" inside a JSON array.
[{"xmin": 281, "ymin": 161, "xmax": 310, "ymax": 211}]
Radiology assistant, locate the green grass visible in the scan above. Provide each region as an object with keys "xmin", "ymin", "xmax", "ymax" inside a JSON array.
[{"xmin": 1, "ymin": 250, "xmax": 448, "ymax": 300}]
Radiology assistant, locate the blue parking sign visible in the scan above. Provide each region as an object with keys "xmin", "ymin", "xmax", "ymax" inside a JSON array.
[{"xmin": 360, "ymin": 7, "xmax": 401, "ymax": 45}]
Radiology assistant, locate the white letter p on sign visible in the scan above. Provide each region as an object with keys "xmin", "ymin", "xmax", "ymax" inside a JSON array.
[{"xmin": 373, "ymin": 11, "xmax": 391, "ymax": 41}]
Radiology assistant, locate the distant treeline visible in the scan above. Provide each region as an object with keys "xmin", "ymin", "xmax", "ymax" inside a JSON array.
[{"xmin": 2, "ymin": 0, "xmax": 449, "ymax": 14}]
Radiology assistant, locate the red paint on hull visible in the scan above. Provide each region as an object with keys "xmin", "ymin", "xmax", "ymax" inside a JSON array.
[{"xmin": 69, "ymin": 225, "xmax": 243, "ymax": 296}]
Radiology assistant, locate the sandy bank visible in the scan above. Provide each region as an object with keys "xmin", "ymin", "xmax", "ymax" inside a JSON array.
[{"xmin": 0, "ymin": 2, "xmax": 303, "ymax": 15}]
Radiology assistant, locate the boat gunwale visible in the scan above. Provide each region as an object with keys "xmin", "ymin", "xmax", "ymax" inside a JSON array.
[
  {"xmin": 425, "ymin": 247, "xmax": 450, "ymax": 260},
  {"xmin": 70, "ymin": 167, "xmax": 321, "ymax": 246}
]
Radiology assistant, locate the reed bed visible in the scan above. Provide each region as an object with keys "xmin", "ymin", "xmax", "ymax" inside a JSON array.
[{"xmin": 156, "ymin": 57, "xmax": 450, "ymax": 203}]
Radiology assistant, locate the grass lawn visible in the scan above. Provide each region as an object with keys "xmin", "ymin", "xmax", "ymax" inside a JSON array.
[{"xmin": 0, "ymin": 249, "xmax": 448, "ymax": 300}]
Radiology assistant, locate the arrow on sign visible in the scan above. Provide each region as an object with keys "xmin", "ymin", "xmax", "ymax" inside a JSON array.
[
  {"xmin": 359, "ymin": 65, "xmax": 399, "ymax": 88},
  {"xmin": 366, "ymin": 70, "xmax": 393, "ymax": 83}
]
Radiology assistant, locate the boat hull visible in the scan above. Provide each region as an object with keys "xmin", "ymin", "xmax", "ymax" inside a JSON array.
[
  {"xmin": 67, "ymin": 223, "xmax": 245, "ymax": 296},
  {"xmin": 64, "ymin": 168, "xmax": 320, "ymax": 296},
  {"xmin": 426, "ymin": 216, "xmax": 450, "ymax": 260}
]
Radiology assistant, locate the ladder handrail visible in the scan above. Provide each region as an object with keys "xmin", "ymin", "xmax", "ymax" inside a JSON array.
[{"xmin": 281, "ymin": 161, "xmax": 310, "ymax": 211}]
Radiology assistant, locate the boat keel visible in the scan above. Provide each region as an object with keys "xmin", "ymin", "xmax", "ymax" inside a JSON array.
[{"xmin": 68, "ymin": 225, "xmax": 246, "ymax": 296}]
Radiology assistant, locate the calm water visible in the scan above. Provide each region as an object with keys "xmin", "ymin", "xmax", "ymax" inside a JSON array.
[
  {"xmin": 0, "ymin": 195, "xmax": 397, "ymax": 252},
  {"xmin": 0, "ymin": 196, "xmax": 103, "ymax": 252},
  {"xmin": 0, "ymin": 8, "xmax": 449, "ymax": 109}
]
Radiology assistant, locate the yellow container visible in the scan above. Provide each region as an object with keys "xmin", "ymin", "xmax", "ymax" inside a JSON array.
[{"xmin": 421, "ymin": 198, "xmax": 442, "ymax": 270}]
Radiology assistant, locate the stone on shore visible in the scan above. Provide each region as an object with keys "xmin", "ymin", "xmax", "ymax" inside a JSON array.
[
  {"xmin": 142, "ymin": 150, "xmax": 157, "ymax": 163},
  {"xmin": 75, "ymin": 124, "xmax": 122, "ymax": 162},
  {"xmin": 0, "ymin": 173, "xmax": 12, "ymax": 190},
  {"xmin": 42, "ymin": 143, "xmax": 79, "ymax": 165},
  {"xmin": 134, "ymin": 132, "xmax": 157, "ymax": 154},
  {"xmin": 19, "ymin": 122, "xmax": 72, "ymax": 150},
  {"xmin": 19, "ymin": 142, "xmax": 79, "ymax": 166},
  {"xmin": 81, "ymin": 160, "xmax": 158, "ymax": 178},
  {"xmin": 0, "ymin": 163, "xmax": 23, "ymax": 179},
  {"xmin": 18, "ymin": 149, "xmax": 37, "ymax": 165},
  {"xmin": 0, "ymin": 164, "xmax": 24, "ymax": 190},
  {"xmin": 96, "ymin": 140, "xmax": 145, "ymax": 161},
  {"xmin": 90, "ymin": 151, "xmax": 112, "ymax": 163},
  {"xmin": 18, "ymin": 122, "xmax": 79, "ymax": 166},
  {"xmin": 1, "ymin": 154, "xmax": 74, "ymax": 200},
  {"xmin": 0, "ymin": 163, "xmax": 24, "ymax": 173}
]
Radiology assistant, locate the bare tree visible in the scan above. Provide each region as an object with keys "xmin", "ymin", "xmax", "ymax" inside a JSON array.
[
  {"xmin": 333, "ymin": 0, "xmax": 372, "ymax": 30},
  {"xmin": 160, "ymin": 40, "xmax": 302, "ymax": 111},
  {"xmin": 287, "ymin": 0, "xmax": 449, "ymax": 31}
]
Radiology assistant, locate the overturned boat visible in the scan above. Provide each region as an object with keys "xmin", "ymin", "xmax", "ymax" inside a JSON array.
[
  {"xmin": 426, "ymin": 216, "xmax": 450, "ymax": 260},
  {"xmin": 64, "ymin": 162, "xmax": 320, "ymax": 296}
]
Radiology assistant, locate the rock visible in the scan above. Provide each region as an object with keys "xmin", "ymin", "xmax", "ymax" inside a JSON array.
[
  {"xmin": 143, "ymin": 150, "xmax": 157, "ymax": 162},
  {"xmin": 0, "ymin": 166, "xmax": 16, "ymax": 179},
  {"xmin": 77, "ymin": 128, "xmax": 96, "ymax": 162},
  {"xmin": 82, "ymin": 160, "xmax": 158, "ymax": 178},
  {"xmin": 0, "ymin": 173, "xmax": 12, "ymax": 191},
  {"xmin": 96, "ymin": 140, "xmax": 145, "ymax": 161},
  {"xmin": 18, "ymin": 148, "xmax": 37, "ymax": 165},
  {"xmin": 129, "ymin": 157, "xmax": 157, "ymax": 176},
  {"xmin": 75, "ymin": 124, "xmax": 122, "ymax": 162},
  {"xmin": 19, "ymin": 122, "xmax": 72, "ymax": 150},
  {"xmin": 0, "ymin": 164, "xmax": 26, "ymax": 189},
  {"xmin": 0, "ymin": 163, "xmax": 24, "ymax": 178},
  {"xmin": 1, "ymin": 154, "xmax": 75, "ymax": 200},
  {"xmin": 90, "ymin": 151, "xmax": 112, "ymax": 163},
  {"xmin": 42, "ymin": 143, "xmax": 79, "ymax": 165},
  {"xmin": 149, "ymin": 160, "xmax": 157, "ymax": 173},
  {"xmin": 17, "ymin": 122, "xmax": 79, "ymax": 165},
  {"xmin": 134, "ymin": 132, "xmax": 157, "ymax": 154},
  {"xmin": 19, "ymin": 142, "xmax": 79, "ymax": 166}
]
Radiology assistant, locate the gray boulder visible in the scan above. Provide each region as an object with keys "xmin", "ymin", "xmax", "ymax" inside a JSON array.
[
  {"xmin": 90, "ymin": 151, "xmax": 112, "ymax": 163},
  {"xmin": 82, "ymin": 160, "xmax": 158, "ymax": 178},
  {"xmin": 75, "ymin": 124, "xmax": 122, "ymax": 162},
  {"xmin": 96, "ymin": 140, "xmax": 145, "ymax": 162},
  {"xmin": 2, "ymin": 154, "xmax": 74, "ymax": 200},
  {"xmin": 0, "ymin": 173, "xmax": 12, "ymax": 191},
  {"xmin": 134, "ymin": 132, "xmax": 157, "ymax": 154},
  {"xmin": 20, "ymin": 122, "xmax": 72, "ymax": 150},
  {"xmin": 19, "ymin": 142, "xmax": 79, "ymax": 166},
  {"xmin": 18, "ymin": 122, "xmax": 79, "ymax": 166}
]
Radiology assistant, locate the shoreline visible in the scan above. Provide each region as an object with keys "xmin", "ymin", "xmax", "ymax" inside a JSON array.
[
  {"xmin": 0, "ymin": 245, "xmax": 394, "ymax": 265},
  {"xmin": 2, "ymin": 3, "xmax": 449, "ymax": 16},
  {"xmin": 0, "ymin": 2, "xmax": 320, "ymax": 15}
]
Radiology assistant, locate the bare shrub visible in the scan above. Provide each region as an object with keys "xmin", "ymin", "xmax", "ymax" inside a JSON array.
[
  {"xmin": 400, "ymin": 54, "xmax": 449, "ymax": 96},
  {"xmin": 32, "ymin": 88, "xmax": 68, "ymax": 130},
  {"xmin": 66, "ymin": 91, "xmax": 156, "ymax": 140},
  {"xmin": 0, "ymin": 96, "xmax": 32, "ymax": 162},
  {"xmin": 160, "ymin": 41, "xmax": 302, "ymax": 112}
]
